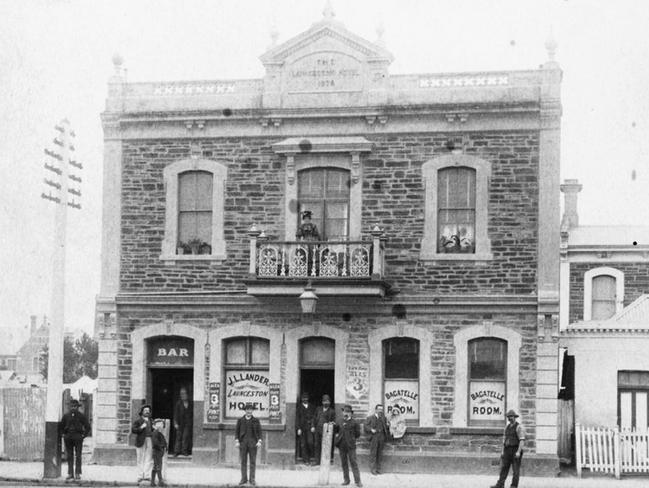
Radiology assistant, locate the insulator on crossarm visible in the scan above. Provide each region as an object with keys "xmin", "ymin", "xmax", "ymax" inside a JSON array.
[
  {"xmin": 44, "ymin": 162, "xmax": 62, "ymax": 175},
  {"xmin": 41, "ymin": 192, "xmax": 61, "ymax": 204},
  {"xmin": 69, "ymin": 144, "xmax": 75, "ymax": 151},
  {"xmin": 69, "ymin": 174, "xmax": 82, "ymax": 182},
  {"xmin": 55, "ymin": 125, "xmax": 64, "ymax": 133},
  {"xmin": 44, "ymin": 149, "xmax": 62, "ymax": 161},
  {"xmin": 44, "ymin": 178, "xmax": 61, "ymax": 190},
  {"xmin": 69, "ymin": 160, "xmax": 83, "ymax": 169},
  {"xmin": 53, "ymin": 138, "xmax": 63, "ymax": 146},
  {"xmin": 67, "ymin": 200, "xmax": 81, "ymax": 210},
  {"xmin": 68, "ymin": 188, "xmax": 81, "ymax": 197}
]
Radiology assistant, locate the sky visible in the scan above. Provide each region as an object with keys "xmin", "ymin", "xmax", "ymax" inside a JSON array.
[{"xmin": 0, "ymin": 0, "xmax": 648, "ymax": 333}]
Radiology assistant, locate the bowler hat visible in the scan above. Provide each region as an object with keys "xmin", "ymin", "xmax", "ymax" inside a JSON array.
[
  {"xmin": 301, "ymin": 392, "xmax": 309, "ymax": 399},
  {"xmin": 301, "ymin": 210, "xmax": 313, "ymax": 219},
  {"xmin": 244, "ymin": 402, "xmax": 254, "ymax": 410},
  {"xmin": 322, "ymin": 394, "xmax": 331, "ymax": 402},
  {"xmin": 70, "ymin": 399, "xmax": 80, "ymax": 407},
  {"xmin": 342, "ymin": 404, "xmax": 353, "ymax": 413},
  {"xmin": 139, "ymin": 404, "xmax": 152, "ymax": 416},
  {"xmin": 506, "ymin": 409, "xmax": 519, "ymax": 418}
]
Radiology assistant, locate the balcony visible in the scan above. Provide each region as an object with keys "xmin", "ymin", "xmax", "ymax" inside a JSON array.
[{"xmin": 245, "ymin": 226, "xmax": 391, "ymax": 297}]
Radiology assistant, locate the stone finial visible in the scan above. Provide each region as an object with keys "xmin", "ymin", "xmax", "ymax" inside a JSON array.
[
  {"xmin": 269, "ymin": 21, "xmax": 279, "ymax": 48},
  {"xmin": 112, "ymin": 53, "xmax": 124, "ymax": 75},
  {"xmin": 323, "ymin": 0, "xmax": 335, "ymax": 20},
  {"xmin": 376, "ymin": 21, "xmax": 385, "ymax": 47},
  {"xmin": 545, "ymin": 28, "xmax": 558, "ymax": 62}
]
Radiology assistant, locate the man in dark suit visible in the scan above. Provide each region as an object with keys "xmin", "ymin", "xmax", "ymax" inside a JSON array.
[
  {"xmin": 364, "ymin": 404, "xmax": 390, "ymax": 475},
  {"xmin": 59, "ymin": 399, "xmax": 91, "ymax": 481},
  {"xmin": 335, "ymin": 404, "xmax": 362, "ymax": 487},
  {"xmin": 132, "ymin": 404, "xmax": 154, "ymax": 483},
  {"xmin": 295, "ymin": 392, "xmax": 315, "ymax": 464},
  {"xmin": 311, "ymin": 394, "xmax": 336, "ymax": 465},
  {"xmin": 235, "ymin": 403, "xmax": 262, "ymax": 486},
  {"xmin": 173, "ymin": 387, "xmax": 192, "ymax": 456}
]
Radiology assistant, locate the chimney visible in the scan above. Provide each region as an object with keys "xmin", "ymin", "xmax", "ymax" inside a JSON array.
[
  {"xmin": 30, "ymin": 315, "xmax": 37, "ymax": 335},
  {"xmin": 560, "ymin": 179, "xmax": 582, "ymax": 229}
]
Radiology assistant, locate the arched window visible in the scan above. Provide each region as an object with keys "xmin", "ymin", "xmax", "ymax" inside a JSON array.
[
  {"xmin": 382, "ymin": 338, "xmax": 419, "ymax": 421},
  {"xmin": 468, "ymin": 337, "xmax": 507, "ymax": 426},
  {"xmin": 298, "ymin": 168, "xmax": 350, "ymax": 240},
  {"xmin": 584, "ymin": 267, "xmax": 624, "ymax": 321},
  {"xmin": 161, "ymin": 158, "xmax": 227, "ymax": 261},
  {"xmin": 224, "ymin": 337, "xmax": 270, "ymax": 419},
  {"xmin": 421, "ymin": 154, "xmax": 492, "ymax": 261},
  {"xmin": 437, "ymin": 167, "xmax": 476, "ymax": 253}
]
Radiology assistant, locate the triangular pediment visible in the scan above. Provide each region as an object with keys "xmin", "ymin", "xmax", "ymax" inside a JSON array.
[
  {"xmin": 610, "ymin": 294, "xmax": 649, "ymax": 324},
  {"xmin": 260, "ymin": 19, "xmax": 393, "ymax": 65},
  {"xmin": 565, "ymin": 295, "xmax": 649, "ymax": 334}
]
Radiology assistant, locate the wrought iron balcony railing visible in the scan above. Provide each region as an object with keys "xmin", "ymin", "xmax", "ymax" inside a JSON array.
[{"xmin": 248, "ymin": 227, "xmax": 386, "ymax": 280}]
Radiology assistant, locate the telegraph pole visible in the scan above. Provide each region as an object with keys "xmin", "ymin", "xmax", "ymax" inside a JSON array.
[{"xmin": 41, "ymin": 119, "xmax": 82, "ymax": 479}]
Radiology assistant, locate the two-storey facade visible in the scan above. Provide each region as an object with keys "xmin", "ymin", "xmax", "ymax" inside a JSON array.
[{"xmin": 94, "ymin": 10, "xmax": 562, "ymax": 473}]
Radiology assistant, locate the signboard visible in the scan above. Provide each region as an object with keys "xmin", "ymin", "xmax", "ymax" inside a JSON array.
[
  {"xmin": 286, "ymin": 52, "xmax": 363, "ymax": 93},
  {"xmin": 346, "ymin": 360, "xmax": 368, "ymax": 400},
  {"xmin": 206, "ymin": 382, "xmax": 220, "ymax": 423},
  {"xmin": 469, "ymin": 381, "xmax": 506, "ymax": 422},
  {"xmin": 147, "ymin": 337, "xmax": 193, "ymax": 367},
  {"xmin": 225, "ymin": 370, "xmax": 270, "ymax": 418},
  {"xmin": 383, "ymin": 380, "xmax": 419, "ymax": 421},
  {"xmin": 268, "ymin": 383, "xmax": 281, "ymax": 422}
]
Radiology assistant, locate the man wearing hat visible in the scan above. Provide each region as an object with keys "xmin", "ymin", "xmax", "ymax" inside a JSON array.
[
  {"xmin": 334, "ymin": 405, "xmax": 362, "ymax": 487},
  {"xmin": 491, "ymin": 409, "xmax": 526, "ymax": 488},
  {"xmin": 295, "ymin": 392, "xmax": 316, "ymax": 464},
  {"xmin": 296, "ymin": 210, "xmax": 320, "ymax": 241},
  {"xmin": 132, "ymin": 404, "xmax": 154, "ymax": 483},
  {"xmin": 364, "ymin": 404, "xmax": 390, "ymax": 475},
  {"xmin": 311, "ymin": 394, "xmax": 336, "ymax": 465},
  {"xmin": 235, "ymin": 403, "xmax": 262, "ymax": 486},
  {"xmin": 59, "ymin": 399, "xmax": 91, "ymax": 481}
]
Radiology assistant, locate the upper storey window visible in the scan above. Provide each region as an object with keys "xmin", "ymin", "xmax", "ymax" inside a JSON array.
[
  {"xmin": 161, "ymin": 158, "xmax": 227, "ymax": 262},
  {"xmin": 437, "ymin": 167, "xmax": 476, "ymax": 254},
  {"xmin": 298, "ymin": 168, "xmax": 350, "ymax": 240},
  {"xmin": 584, "ymin": 267, "xmax": 624, "ymax": 321},
  {"xmin": 421, "ymin": 154, "xmax": 492, "ymax": 261}
]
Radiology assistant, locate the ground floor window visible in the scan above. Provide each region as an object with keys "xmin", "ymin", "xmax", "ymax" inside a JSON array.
[
  {"xmin": 383, "ymin": 337, "xmax": 419, "ymax": 422},
  {"xmin": 618, "ymin": 370, "xmax": 649, "ymax": 431},
  {"xmin": 468, "ymin": 337, "xmax": 507, "ymax": 426},
  {"xmin": 224, "ymin": 336, "xmax": 270, "ymax": 419}
]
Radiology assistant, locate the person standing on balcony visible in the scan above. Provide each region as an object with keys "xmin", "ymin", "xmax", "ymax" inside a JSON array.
[
  {"xmin": 490, "ymin": 409, "xmax": 526, "ymax": 488},
  {"xmin": 296, "ymin": 210, "xmax": 320, "ymax": 241}
]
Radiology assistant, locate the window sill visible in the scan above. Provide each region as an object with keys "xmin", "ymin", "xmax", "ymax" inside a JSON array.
[
  {"xmin": 160, "ymin": 253, "xmax": 226, "ymax": 265},
  {"xmin": 450, "ymin": 427, "xmax": 502, "ymax": 435},
  {"xmin": 419, "ymin": 251, "xmax": 494, "ymax": 263},
  {"xmin": 204, "ymin": 422, "xmax": 285, "ymax": 431}
]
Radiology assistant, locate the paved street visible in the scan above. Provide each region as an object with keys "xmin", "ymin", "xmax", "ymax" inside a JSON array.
[{"xmin": 0, "ymin": 461, "xmax": 648, "ymax": 488}]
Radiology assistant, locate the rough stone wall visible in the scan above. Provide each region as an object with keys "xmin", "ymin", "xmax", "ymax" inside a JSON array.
[
  {"xmin": 115, "ymin": 310, "xmax": 537, "ymax": 453},
  {"xmin": 569, "ymin": 261, "xmax": 649, "ymax": 323},
  {"xmin": 119, "ymin": 131, "xmax": 539, "ymax": 295}
]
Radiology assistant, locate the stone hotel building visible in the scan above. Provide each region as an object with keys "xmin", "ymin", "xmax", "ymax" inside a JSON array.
[{"xmin": 94, "ymin": 8, "xmax": 562, "ymax": 473}]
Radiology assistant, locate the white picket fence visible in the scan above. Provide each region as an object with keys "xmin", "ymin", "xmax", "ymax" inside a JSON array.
[{"xmin": 576, "ymin": 424, "xmax": 649, "ymax": 478}]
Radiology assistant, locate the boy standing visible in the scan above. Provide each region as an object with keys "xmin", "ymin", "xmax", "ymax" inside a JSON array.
[{"xmin": 151, "ymin": 419, "xmax": 167, "ymax": 486}]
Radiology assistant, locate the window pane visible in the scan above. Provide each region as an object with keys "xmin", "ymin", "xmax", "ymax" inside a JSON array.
[
  {"xmin": 195, "ymin": 172, "xmax": 213, "ymax": 211},
  {"xmin": 178, "ymin": 212, "xmax": 197, "ymax": 243},
  {"xmin": 298, "ymin": 170, "xmax": 324, "ymax": 198},
  {"xmin": 300, "ymin": 337, "xmax": 335, "ymax": 366},
  {"xmin": 437, "ymin": 167, "xmax": 476, "ymax": 254},
  {"xmin": 384, "ymin": 338, "xmax": 419, "ymax": 379},
  {"xmin": 178, "ymin": 172, "xmax": 196, "ymax": 211},
  {"xmin": 195, "ymin": 211, "xmax": 213, "ymax": 243},
  {"xmin": 620, "ymin": 392, "xmax": 633, "ymax": 430},
  {"xmin": 438, "ymin": 167, "xmax": 476, "ymax": 209},
  {"xmin": 469, "ymin": 380, "xmax": 506, "ymax": 424},
  {"xmin": 225, "ymin": 339, "xmax": 246, "ymax": 365},
  {"xmin": 384, "ymin": 380, "xmax": 419, "ymax": 421},
  {"xmin": 325, "ymin": 170, "xmax": 350, "ymax": 198},
  {"xmin": 224, "ymin": 369, "xmax": 270, "ymax": 419},
  {"xmin": 250, "ymin": 338, "xmax": 270, "ymax": 366},
  {"xmin": 592, "ymin": 300, "xmax": 616, "ymax": 320},
  {"xmin": 592, "ymin": 275, "xmax": 616, "ymax": 320},
  {"xmin": 469, "ymin": 338, "xmax": 506, "ymax": 380},
  {"xmin": 618, "ymin": 371, "xmax": 649, "ymax": 388},
  {"xmin": 637, "ymin": 392, "xmax": 648, "ymax": 431}
]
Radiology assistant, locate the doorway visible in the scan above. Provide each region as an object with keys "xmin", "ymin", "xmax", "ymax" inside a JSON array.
[{"xmin": 149, "ymin": 368, "xmax": 193, "ymax": 454}]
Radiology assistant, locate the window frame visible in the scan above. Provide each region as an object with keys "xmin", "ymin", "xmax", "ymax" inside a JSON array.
[
  {"xmin": 617, "ymin": 370, "xmax": 649, "ymax": 430},
  {"xmin": 467, "ymin": 337, "xmax": 508, "ymax": 427},
  {"xmin": 382, "ymin": 337, "xmax": 420, "ymax": 424},
  {"xmin": 161, "ymin": 158, "xmax": 228, "ymax": 262},
  {"xmin": 421, "ymin": 154, "xmax": 492, "ymax": 261},
  {"xmin": 583, "ymin": 267, "xmax": 624, "ymax": 321}
]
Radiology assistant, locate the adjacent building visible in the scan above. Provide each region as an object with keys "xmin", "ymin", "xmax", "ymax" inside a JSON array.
[
  {"xmin": 94, "ymin": 8, "xmax": 562, "ymax": 473},
  {"xmin": 559, "ymin": 180, "xmax": 649, "ymax": 437}
]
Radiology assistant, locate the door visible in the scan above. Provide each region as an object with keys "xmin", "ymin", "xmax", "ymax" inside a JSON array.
[{"xmin": 149, "ymin": 368, "xmax": 193, "ymax": 453}]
